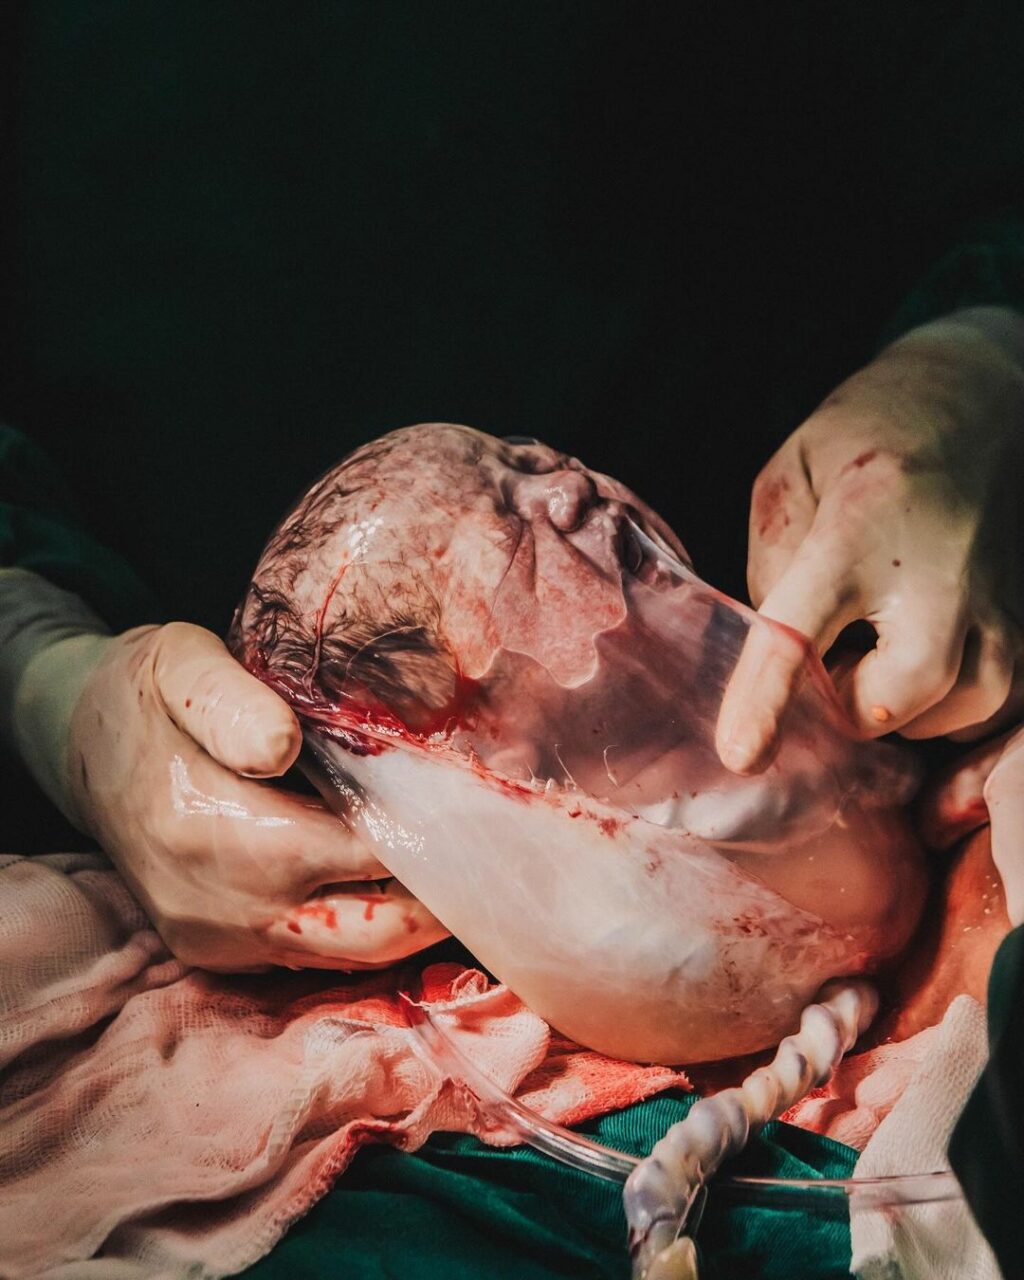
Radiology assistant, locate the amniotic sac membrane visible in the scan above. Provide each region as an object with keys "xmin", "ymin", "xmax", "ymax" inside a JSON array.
[{"xmin": 230, "ymin": 424, "xmax": 926, "ymax": 1064}]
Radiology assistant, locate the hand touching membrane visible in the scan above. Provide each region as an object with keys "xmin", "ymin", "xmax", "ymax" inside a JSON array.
[
  {"xmin": 9, "ymin": 607, "xmax": 446, "ymax": 971},
  {"xmin": 718, "ymin": 306, "xmax": 1024, "ymax": 774}
]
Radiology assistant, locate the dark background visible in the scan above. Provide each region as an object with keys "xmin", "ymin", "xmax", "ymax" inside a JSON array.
[{"xmin": 2, "ymin": 1, "xmax": 1023, "ymax": 626}]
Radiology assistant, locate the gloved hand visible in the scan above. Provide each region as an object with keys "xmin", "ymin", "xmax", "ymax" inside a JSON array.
[
  {"xmin": 717, "ymin": 306, "xmax": 1024, "ymax": 774},
  {"xmin": 1, "ymin": 570, "xmax": 446, "ymax": 970}
]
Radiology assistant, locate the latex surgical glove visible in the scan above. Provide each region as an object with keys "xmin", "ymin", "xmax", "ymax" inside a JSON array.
[
  {"xmin": 717, "ymin": 306, "xmax": 1024, "ymax": 774},
  {"xmin": 0, "ymin": 569, "xmax": 446, "ymax": 970}
]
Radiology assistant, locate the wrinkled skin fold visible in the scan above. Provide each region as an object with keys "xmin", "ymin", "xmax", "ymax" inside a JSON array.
[{"xmin": 231, "ymin": 424, "xmax": 927, "ymax": 1063}]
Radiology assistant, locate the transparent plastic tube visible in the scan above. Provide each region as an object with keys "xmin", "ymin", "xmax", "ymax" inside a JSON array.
[
  {"xmin": 400, "ymin": 991, "xmax": 635, "ymax": 1182},
  {"xmin": 399, "ymin": 989, "xmax": 962, "ymax": 1210}
]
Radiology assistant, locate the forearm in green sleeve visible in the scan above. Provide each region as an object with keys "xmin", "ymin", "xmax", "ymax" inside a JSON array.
[
  {"xmin": 0, "ymin": 568, "xmax": 110, "ymax": 823},
  {"xmin": 0, "ymin": 425, "xmax": 160, "ymax": 820}
]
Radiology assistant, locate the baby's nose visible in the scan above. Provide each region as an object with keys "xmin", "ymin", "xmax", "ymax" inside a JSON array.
[{"xmin": 514, "ymin": 469, "xmax": 598, "ymax": 532}]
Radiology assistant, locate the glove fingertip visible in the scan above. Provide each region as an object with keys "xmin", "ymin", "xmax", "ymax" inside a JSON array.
[
  {"xmin": 236, "ymin": 718, "xmax": 302, "ymax": 778},
  {"xmin": 719, "ymin": 725, "xmax": 775, "ymax": 775}
]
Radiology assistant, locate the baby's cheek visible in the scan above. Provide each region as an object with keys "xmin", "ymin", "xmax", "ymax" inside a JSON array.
[{"xmin": 438, "ymin": 525, "xmax": 515, "ymax": 677}]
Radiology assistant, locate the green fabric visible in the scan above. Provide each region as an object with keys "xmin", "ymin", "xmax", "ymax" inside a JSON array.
[
  {"xmin": 950, "ymin": 924, "xmax": 1024, "ymax": 1280},
  {"xmin": 245, "ymin": 1094, "xmax": 857, "ymax": 1280},
  {"xmin": 0, "ymin": 424, "xmax": 160, "ymax": 632},
  {"xmin": 879, "ymin": 213, "xmax": 1024, "ymax": 346}
]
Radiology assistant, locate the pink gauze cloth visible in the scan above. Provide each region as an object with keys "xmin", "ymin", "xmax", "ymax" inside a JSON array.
[{"xmin": 0, "ymin": 853, "xmax": 689, "ymax": 1280}]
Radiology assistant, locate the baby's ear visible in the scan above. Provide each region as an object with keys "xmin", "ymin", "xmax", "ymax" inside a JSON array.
[
  {"xmin": 382, "ymin": 645, "xmax": 465, "ymax": 733},
  {"xmin": 318, "ymin": 622, "xmax": 466, "ymax": 736}
]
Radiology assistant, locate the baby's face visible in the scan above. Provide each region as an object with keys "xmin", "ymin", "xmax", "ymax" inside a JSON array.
[{"xmin": 232, "ymin": 424, "xmax": 688, "ymax": 715}]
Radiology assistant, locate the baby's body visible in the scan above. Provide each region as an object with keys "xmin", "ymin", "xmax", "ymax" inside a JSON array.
[{"xmin": 232, "ymin": 424, "xmax": 934, "ymax": 1064}]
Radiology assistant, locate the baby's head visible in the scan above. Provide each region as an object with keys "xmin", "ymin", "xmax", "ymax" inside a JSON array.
[
  {"xmin": 230, "ymin": 423, "xmax": 687, "ymax": 728},
  {"xmin": 232, "ymin": 421, "xmax": 914, "ymax": 839}
]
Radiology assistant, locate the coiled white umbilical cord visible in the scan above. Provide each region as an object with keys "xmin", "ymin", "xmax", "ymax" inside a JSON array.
[{"xmin": 624, "ymin": 979, "xmax": 879, "ymax": 1280}]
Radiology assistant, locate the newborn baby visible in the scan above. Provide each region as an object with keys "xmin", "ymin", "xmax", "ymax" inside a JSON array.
[{"xmin": 231, "ymin": 424, "xmax": 928, "ymax": 1066}]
